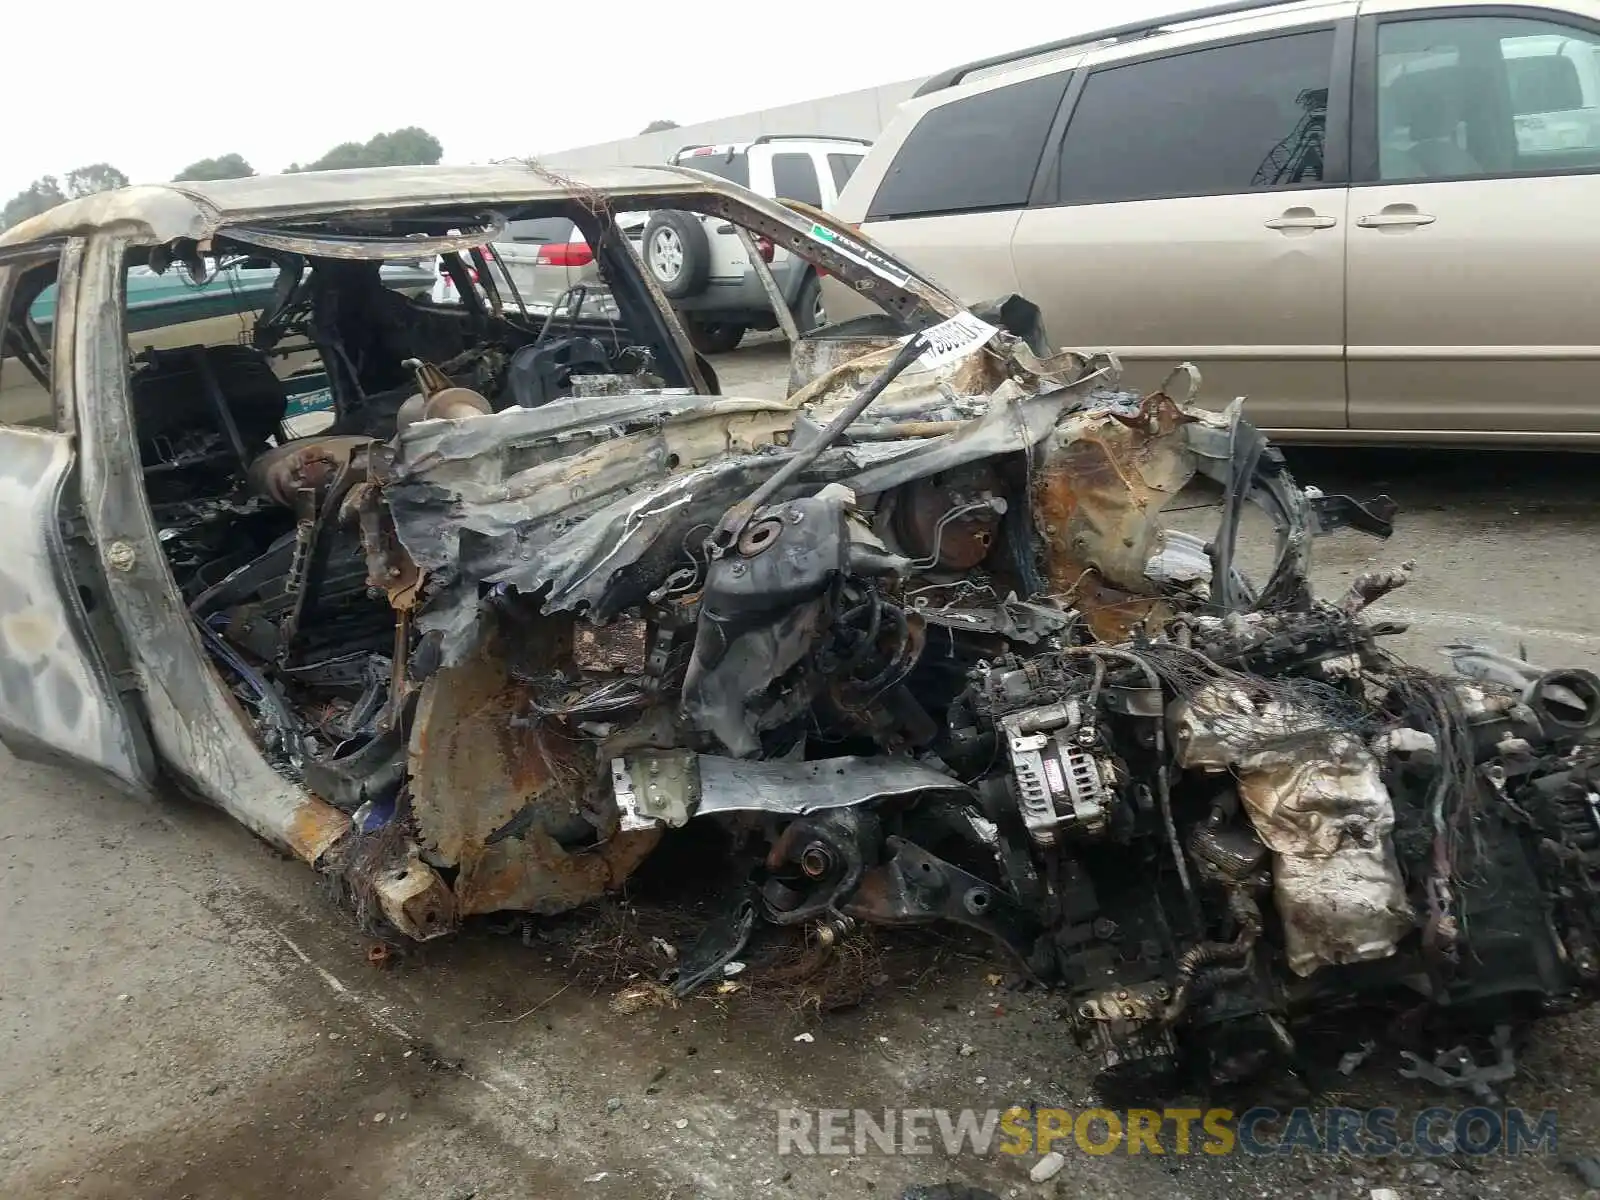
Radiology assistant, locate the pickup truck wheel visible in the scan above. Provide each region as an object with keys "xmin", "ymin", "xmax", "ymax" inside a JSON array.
[
  {"xmin": 686, "ymin": 319, "xmax": 745, "ymax": 355},
  {"xmin": 792, "ymin": 272, "xmax": 825, "ymax": 334},
  {"xmin": 644, "ymin": 212, "xmax": 710, "ymax": 299}
]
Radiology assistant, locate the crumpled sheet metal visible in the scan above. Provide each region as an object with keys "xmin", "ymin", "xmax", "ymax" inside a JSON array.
[
  {"xmin": 842, "ymin": 377, "xmax": 1094, "ymax": 496},
  {"xmin": 611, "ymin": 751, "xmax": 968, "ymax": 830},
  {"xmin": 384, "ymin": 342, "xmax": 1118, "ymax": 643},
  {"xmin": 1237, "ymin": 740, "xmax": 1413, "ymax": 977},
  {"xmin": 1271, "ymin": 844, "xmax": 1413, "ymax": 978},
  {"xmin": 792, "ymin": 333, "xmax": 1104, "ymax": 425},
  {"xmin": 1171, "ymin": 684, "xmax": 1413, "ymax": 977},
  {"xmin": 386, "ymin": 394, "xmax": 796, "ymax": 575},
  {"xmin": 407, "ymin": 618, "xmax": 659, "ymax": 916},
  {"xmin": 788, "ymin": 329, "xmax": 1009, "ymax": 423}
]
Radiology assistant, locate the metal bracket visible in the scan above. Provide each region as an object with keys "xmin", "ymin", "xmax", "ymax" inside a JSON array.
[
  {"xmin": 842, "ymin": 836, "xmax": 1041, "ymax": 977},
  {"xmin": 611, "ymin": 751, "xmax": 699, "ymax": 832},
  {"xmin": 1307, "ymin": 491, "xmax": 1398, "ymax": 539}
]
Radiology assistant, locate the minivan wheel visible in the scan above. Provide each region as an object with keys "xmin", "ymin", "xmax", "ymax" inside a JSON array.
[
  {"xmin": 685, "ymin": 319, "xmax": 745, "ymax": 355},
  {"xmin": 792, "ymin": 272, "xmax": 825, "ymax": 334},
  {"xmin": 643, "ymin": 212, "xmax": 710, "ymax": 299}
]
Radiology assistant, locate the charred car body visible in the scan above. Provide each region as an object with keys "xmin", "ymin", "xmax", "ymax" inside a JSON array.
[{"xmin": 2, "ymin": 165, "xmax": 1598, "ymax": 1085}]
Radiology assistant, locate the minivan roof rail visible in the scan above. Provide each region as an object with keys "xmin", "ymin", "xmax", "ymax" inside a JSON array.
[{"xmin": 913, "ymin": 0, "xmax": 1302, "ymax": 96}]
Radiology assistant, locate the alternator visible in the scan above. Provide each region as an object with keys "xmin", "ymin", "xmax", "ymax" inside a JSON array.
[{"xmin": 1000, "ymin": 699, "xmax": 1116, "ymax": 845}]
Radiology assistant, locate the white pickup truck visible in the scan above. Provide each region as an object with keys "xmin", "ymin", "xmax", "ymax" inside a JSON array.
[
  {"xmin": 639, "ymin": 135, "xmax": 870, "ymax": 352},
  {"xmin": 432, "ymin": 136, "xmax": 870, "ymax": 353}
]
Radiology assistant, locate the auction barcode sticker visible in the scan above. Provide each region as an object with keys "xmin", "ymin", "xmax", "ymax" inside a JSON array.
[{"xmin": 915, "ymin": 311, "xmax": 1000, "ymax": 370}]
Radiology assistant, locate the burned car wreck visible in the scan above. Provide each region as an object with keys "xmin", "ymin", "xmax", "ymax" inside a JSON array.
[
  {"xmin": 380, "ymin": 344, "xmax": 1600, "ymax": 1085},
  {"xmin": 2, "ymin": 166, "xmax": 1599, "ymax": 1086}
]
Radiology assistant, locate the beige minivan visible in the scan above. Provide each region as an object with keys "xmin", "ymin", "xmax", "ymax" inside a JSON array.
[{"xmin": 827, "ymin": 0, "xmax": 1600, "ymax": 446}]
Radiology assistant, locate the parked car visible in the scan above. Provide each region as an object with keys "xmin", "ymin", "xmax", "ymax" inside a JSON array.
[
  {"xmin": 430, "ymin": 216, "xmax": 597, "ymax": 311},
  {"xmin": 428, "ymin": 215, "xmax": 634, "ymax": 322},
  {"xmin": 827, "ymin": 0, "xmax": 1600, "ymax": 447},
  {"xmin": 2, "ymin": 260, "xmax": 430, "ymax": 430},
  {"xmin": 642, "ymin": 135, "xmax": 870, "ymax": 352}
]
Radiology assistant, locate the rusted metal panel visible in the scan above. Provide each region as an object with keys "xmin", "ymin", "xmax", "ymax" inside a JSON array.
[
  {"xmin": 1031, "ymin": 393, "xmax": 1198, "ymax": 642},
  {"xmin": 408, "ymin": 616, "xmax": 659, "ymax": 917},
  {"xmin": 285, "ymin": 797, "xmax": 357, "ymax": 864},
  {"xmin": 409, "ymin": 630, "xmax": 581, "ymax": 865},
  {"xmin": 453, "ymin": 826, "xmax": 662, "ymax": 918},
  {"xmin": 372, "ymin": 851, "xmax": 457, "ymax": 940}
]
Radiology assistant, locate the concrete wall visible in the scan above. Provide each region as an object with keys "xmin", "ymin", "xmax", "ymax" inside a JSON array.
[{"xmin": 538, "ymin": 78, "xmax": 926, "ymax": 169}]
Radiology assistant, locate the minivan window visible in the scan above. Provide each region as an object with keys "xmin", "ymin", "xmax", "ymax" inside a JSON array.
[
  {"xmin": 866, "ymin": 70, "xmax": 1072, "ymax": 220},
  {"xmin": 771, "ymin": 153, "xmax": 823, "ymax": 207},
  {"xmin": 1376, "ymin": 15, "xmax": 1600, "ymax": 181},
  {"xmin": 827, "ymin": 153, "xmax": 864, "ymax": 193},
  {"xmin": 1057, "ymin": 30, "xmax": 1335, "ymax": 205}
]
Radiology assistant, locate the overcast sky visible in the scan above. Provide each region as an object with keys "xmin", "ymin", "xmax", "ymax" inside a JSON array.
[{"xmin": 4, "ymin": 0, "xmax": 1187, "ymax": 202}]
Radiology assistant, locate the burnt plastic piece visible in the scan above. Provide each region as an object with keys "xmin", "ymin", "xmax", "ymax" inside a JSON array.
[
  {"xmin": 968, "ymin": 293, "xmax": 1048, "ymax": 358},
  {"xmin": 673, "ymin": 886, "xmax": 758, "ymax": 997},
  {"xmin": 682, "ymin": 494, "xmax": 853, "ymax": 756},
  {"xmin": 302, "ymin": 727, "xmax": 407, "ymax": 813},
  {"xmin": 507, "ymin": 337, "xmax": 613, "ymax": 409}
]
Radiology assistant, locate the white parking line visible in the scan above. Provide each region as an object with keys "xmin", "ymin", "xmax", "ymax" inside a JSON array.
[{"xmin": 272, "ymin": 926, "xmax": 417, "ymax": 1042}]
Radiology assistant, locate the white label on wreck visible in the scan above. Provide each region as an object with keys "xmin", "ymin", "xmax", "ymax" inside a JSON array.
[{"xmin": 914, "ymin": 312, "xmax": 1000, "ymax": 370}]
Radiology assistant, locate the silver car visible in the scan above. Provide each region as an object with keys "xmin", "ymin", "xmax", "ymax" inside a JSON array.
[{"xmin": 431, "ymin": 215, "xmax": 620, "ymax": 318}]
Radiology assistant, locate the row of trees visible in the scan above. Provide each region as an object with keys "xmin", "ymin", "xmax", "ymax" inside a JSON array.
[
  {"xmin": 1, "ymin": 163, "xmax": 131, "ymax": 230},
  {"xmin": 1, "ymin": 127, "xmax": 445, "ymax": 230}
]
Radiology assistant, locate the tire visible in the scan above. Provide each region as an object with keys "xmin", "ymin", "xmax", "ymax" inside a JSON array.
[
  {"xmin": 792, "ymin": 271, "xmax": 826, "ymax": 334},
  {"xmin": 685, "ymin": 318, "xmax": 745, "ymax": 355},
  {"xmin": 643, "ymin": 212, "xmax": 710, "ymax": 299}
]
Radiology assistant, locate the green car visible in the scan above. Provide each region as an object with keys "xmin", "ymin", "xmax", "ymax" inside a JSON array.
[{"xmin": 25, "ymin": 260, "xmax": 434, "ymax": 420}]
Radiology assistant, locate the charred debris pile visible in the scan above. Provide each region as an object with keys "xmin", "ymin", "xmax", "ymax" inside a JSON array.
[{"xmin": 195, "ymin": 320, "xmax": 1600, "ymax": 1086}]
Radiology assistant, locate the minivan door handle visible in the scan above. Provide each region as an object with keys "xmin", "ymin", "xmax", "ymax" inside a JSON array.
[
  {"xmin": 1356, "ymin": 204, "xmax": 1436, "ymax": 230},
  {"xmin": 1265, "ymin": 207, "xmax": 1337, "ymax": 232}
]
